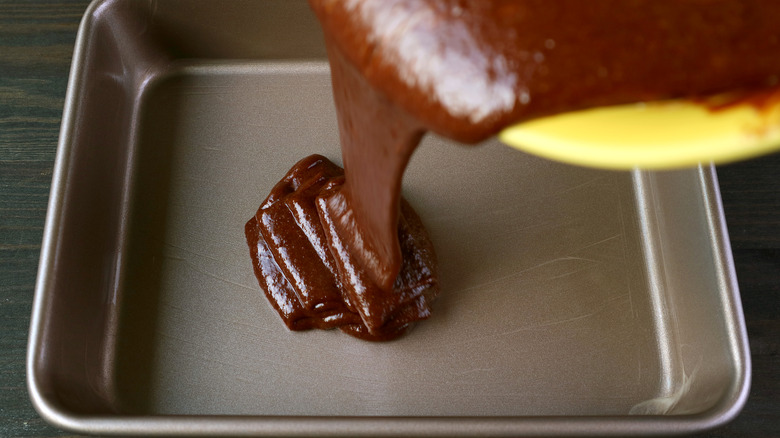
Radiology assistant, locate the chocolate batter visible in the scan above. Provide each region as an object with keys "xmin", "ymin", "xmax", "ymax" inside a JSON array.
[
  {"xmin": 246, "ymin": 155, "xmax": 438, "ymax": 341},
  {"xmin": 248, "ymin": 0, "xmax": 780, "ymax": 340}
]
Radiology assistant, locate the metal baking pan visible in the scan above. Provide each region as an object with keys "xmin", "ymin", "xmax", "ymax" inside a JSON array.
[{"xmin": 28, "ymin": 0, "xmax": 751, "ymax": 435}]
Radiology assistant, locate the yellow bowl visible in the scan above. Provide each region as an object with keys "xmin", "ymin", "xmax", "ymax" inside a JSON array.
[{"xmin": 499, "ymin": 98, "xmax": 780, "ymax": 169}]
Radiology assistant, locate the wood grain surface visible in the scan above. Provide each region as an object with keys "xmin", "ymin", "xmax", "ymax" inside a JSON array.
[{"xmin": 1, "ymin": 1, "xmax": 777, "ymax": 437}]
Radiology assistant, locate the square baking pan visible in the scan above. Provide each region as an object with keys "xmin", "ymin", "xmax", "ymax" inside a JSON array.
[{"xmin": 28, "ymin": 0, "xmax": 751, "ymax": 435}]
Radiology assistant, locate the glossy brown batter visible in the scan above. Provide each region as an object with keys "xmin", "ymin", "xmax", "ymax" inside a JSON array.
[
  {"xmin": 311, "ymin": 0, "xmax": 780, "ymax": 142},
  {"xmin": 248, "ymin": 0, "xmax": 780, "ymax": 340},
  {"xmin": 246, "ymin": 155, "xmax": 438, "ymax": 341}
]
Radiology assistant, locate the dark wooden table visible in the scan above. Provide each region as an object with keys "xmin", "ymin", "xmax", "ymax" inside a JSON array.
[{"xmin": 1, "ymin": 1, "xmax": 777, "ymax": 436}]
